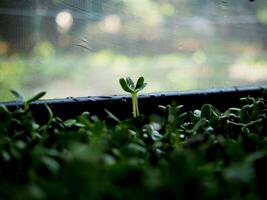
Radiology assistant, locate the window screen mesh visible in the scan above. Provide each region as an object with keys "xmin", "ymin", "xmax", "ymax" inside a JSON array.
[{"xmin": 0, "ymin": 0, "xmax": 267, "ymax": 101}]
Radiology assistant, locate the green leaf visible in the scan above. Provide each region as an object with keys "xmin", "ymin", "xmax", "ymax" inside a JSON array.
[
  {"xmin": 240, "ymin": 105, "xmax": 250, "ymax": 122},
  {"xmin": 0, "ymin": 104, "xmax": 11, "ymax": 128},
  {"xmin": 241, "ymin": 126, "xmax": 250, "ymax": 134},
  {"xmin": 135, "ymin": 83, "xmax": 147, "ymax": 92},
  {"xmin": 15, "ymin": 141, "xmax": 26, "ymax": 150},
  {"xmin": 144, "ymin": 124, "xmax": 162, "ymax": 141},
  {"xmin": 2, "ymin": 150, "xmax": 11, "ymax": 162},
  {"xmin": 81, "ymin": 111, "xmax": 90, "ymax": 118},
  {"xmin": 26, "ymin": 91, "xmax": 46, "ymax": 104},
  {"xmin": 158, "ymin": 105, "xmax": 167, "ymax": 112},
  {"xmin": 126, "ymin": 143, "xmax": 146, "ymax": 156},
  {"xmin": 201, "ymin": 104, "xmax": 212, "ymax": 119},
  {"xmin": 126, "ymin": 77, "xmax": 135, "ymax": 90},
  {"xmin": 0, "ymin": 104, "xmax": 10, "ymax": 114},
  {"xmin": 64, "ymin": 119, "xmax": 77, "ymax": 127},
  {"xmin": 119, "ymin": 78, "xmax": 133, "ymax": 93},
  {"xmin": 177, "ymin": 112, "xmax": 188, "ymax": 124},
  {"xmin": 52, "ymin": 117, "xmax": 65, "ymax": 129},
  {"xmin": 45, "ymin": 104, "xmax": 53, "ymax": 124},
  {"xmin": 42, "ymin": 156, "xmax": 60, "ymax": 173},
  {"xmin": 193, "ymin": 118, "xmax": 207, "ymax": 132},
  {"xmin": 193, "ymin": 110, "xmax": 201, "ymax": 119},
  {"xmin": 175, "ymin": 105, "xmax": 184, "ymax": 113},
  {"xmin": 135, "ymin": 76, "xmax": 144, "ymax": 90},
  {"xmin": 10, "ymin": 89, "xmax": 25, "ymax": 101},
  {"xmin": 224, "ymin": 163, "xmax": 253, "ymax": 182},
  {"xmin": 105, "ymin": 109, "xmax": 121, "ymax": 123}
]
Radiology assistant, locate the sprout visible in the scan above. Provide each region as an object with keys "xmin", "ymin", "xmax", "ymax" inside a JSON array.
[{"xmin": 119, "ymin": 76, "xmax": 147, "ymax": 117}]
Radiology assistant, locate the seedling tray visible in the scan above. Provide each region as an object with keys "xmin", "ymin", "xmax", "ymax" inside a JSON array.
[
  {"xmin": 3, "ymin": 85, "xmax": 266, "ymax": 122},
  {"xmin": 1, "ymin": 85, "xmax": 267, "ymax": 200}
]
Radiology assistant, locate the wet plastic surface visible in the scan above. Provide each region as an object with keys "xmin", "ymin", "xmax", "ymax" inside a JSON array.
[{"xmin": 3, "ymin": 85, "xmax": 266, "ymax": 122}]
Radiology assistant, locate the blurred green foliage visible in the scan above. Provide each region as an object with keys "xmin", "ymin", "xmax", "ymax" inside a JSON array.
[
  {"xmin": 1, "ymin": 48, "xmax": 267, "ymax": 101},
  {"xmin": 0, "ymin": 91, "xmax": 267, "ymax": 199},
  {"xmin": 0, "ymin": 0, "xmax": 267, "ymax": 101}
]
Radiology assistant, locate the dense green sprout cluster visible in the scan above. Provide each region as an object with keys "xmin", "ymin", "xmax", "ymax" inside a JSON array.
[{"xmin": 0, "ymin": 92, "xmax": 267, "ymax": 200}]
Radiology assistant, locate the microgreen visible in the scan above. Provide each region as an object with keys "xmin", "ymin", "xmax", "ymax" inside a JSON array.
[
  {"xmin": 0, "ymin": 87, "xmax": 266, "ymax": 199},
  {"xmin": 10, "ymin": 89, "xmax": 46, "ymax": 110},
  {"xmin": 119, "ymin": 76, "xmax": 147, "ymax": 117}
]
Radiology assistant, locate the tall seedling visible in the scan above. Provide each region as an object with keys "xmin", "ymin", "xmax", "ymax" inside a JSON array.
[{"xmin": 119, "ymin": 77, "xmax": 147, "ymax": 117}]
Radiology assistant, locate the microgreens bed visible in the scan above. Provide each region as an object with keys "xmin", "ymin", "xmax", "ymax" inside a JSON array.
[{"xmin": 0, "ymin": 78, "xmax": 267, "ymax": 200}]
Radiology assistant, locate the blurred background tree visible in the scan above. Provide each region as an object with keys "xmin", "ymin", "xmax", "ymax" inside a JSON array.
[{"xmin": 0, "ymin": 0, "xmax": 267, "ymax": 101}]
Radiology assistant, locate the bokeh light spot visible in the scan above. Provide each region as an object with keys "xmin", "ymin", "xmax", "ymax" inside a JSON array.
[{"xmin": 55, "ymin": 10, "xmax": 74, "ymax": 33}]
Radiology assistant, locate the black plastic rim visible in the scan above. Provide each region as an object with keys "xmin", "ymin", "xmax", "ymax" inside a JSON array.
[{"xmin": 2, "ymin": 85, "xmax": 266, "ymax": 122}]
